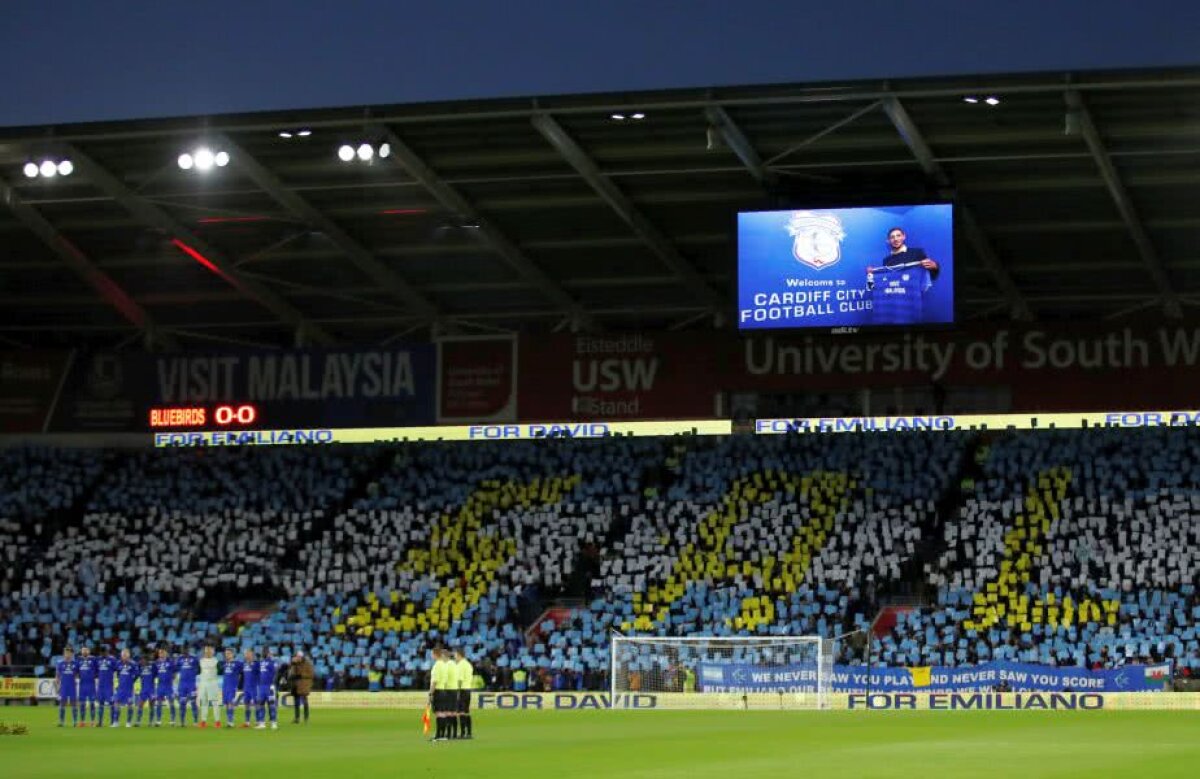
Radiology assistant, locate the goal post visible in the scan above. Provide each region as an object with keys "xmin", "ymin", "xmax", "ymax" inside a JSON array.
[{"xmin": 610, "ymin": 634, "xmax": 837, "ymax": 710}]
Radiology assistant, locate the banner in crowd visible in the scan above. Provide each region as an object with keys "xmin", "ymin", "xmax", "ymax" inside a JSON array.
[
  {"xmin": 0, "ymin": 677, "xmax": 39, "ymax": 698},
  {"xmin": 280, "ymin": 690, "xmax": 1200, "ymax": 711},
  {"xmin": 517, "ymin": 333, "xmax": 720, "ymax": 422},
  {"xmin": 696, "ymin": 661, "xmax": 1168, "ymax": 693},
  {"xmin": 436, "ymin": 336, "xmax": 517, "ymax": 423},
  {"xmin": 753, "ymin": 409, "xmax": 1200, "ymax": 435},
  {"xmin": 151, "ymin": 419, "xmax": 731, "ymax": 447},
  {"xmin": 0, "ymin": 677, "xmax": 55, "ymax": 699}
]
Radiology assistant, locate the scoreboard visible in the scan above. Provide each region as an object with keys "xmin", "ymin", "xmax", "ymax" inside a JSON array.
[{"xmin": 148, "ymin": 404, "xmax": 259, "ymax": 429}]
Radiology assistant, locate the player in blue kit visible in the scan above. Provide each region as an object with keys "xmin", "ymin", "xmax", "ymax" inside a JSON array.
[
  {"xmin": 96, "ymin": 647, "xmax": 116, "ymax": 727},
  {"xmin": 256, "ymin": 649, "xmax": 279, "ymax": 729},
  {"xmin": 222, "ymin": 647, "xmax": 242, "ymax": 728},
  {"xmin": 136, "ymin": 653, "xmax": 156, "ymax": 726},
  {"xmin": 866, "ymin": 227, "xmax": 940, "ymax": 325},
  {"xmin": 175, "ymin": 647, "xmax": 200, "ymax": 726},
  {"xmin": 240, "ymin": 649, "xmax": 259, "ymax": 729},
  {"xmin": 115, "ymin": 649, "xmax": 138, "ymax": 727},
  {"xmin": 56, "ymin": 647, "xmax": 79, "ymax": 727},
  {"xmin": 154, "ymin": 647, "xmax": 177, "ymax": 727},
  {"xmin": 77, "ymin": 645, "xmax": 97, "ymax": 726},
  {"xmin": 881, "ymin": 227, "xmax": 939, "ymax": 277}
]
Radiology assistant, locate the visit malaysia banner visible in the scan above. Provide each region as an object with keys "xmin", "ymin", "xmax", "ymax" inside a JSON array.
[
  {"xmin": 40, "ymin": 346, "xmax": 436, "ymax": 432},
  {"xmin": 697, "ymin": 661, "xmax": 1166, "ymax": 693},
  {"xmin": 518, "ymin": 333, "xmax": 719, "ymax": 421}
]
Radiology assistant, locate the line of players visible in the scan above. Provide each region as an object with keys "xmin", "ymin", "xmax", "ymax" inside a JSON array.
[{"xmin": 55, "ymin": 644, "xmax": 290, "ymax": 729}]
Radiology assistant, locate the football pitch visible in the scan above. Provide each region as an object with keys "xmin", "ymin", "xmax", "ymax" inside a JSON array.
[{"xmin": 4, "ymin": 707, "xmax": 1199, "ymax": 778}]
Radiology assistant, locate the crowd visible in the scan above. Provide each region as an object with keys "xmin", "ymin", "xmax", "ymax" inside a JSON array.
[
  {"xmin": 885, "ymin": 428, "xmax": 1200, "ymax": 674},
  {"xmin": 2, "ymin": 427, "xmax": 1199, "ymax": 691}
]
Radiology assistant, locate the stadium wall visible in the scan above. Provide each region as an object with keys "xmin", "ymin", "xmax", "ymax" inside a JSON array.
[{"xmin": 8, "ymin": 322, "xmax": 1200, "ymax": 433}]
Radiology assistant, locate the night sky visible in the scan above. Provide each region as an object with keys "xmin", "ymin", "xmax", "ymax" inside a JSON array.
[{"xmin": 1, "ymin": 0, "xmax": 1196, "ymax": 127}]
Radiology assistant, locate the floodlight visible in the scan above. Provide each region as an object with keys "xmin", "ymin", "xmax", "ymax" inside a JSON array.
[{"xmin": 194, "ymin": 148, "xmax": 215, "ymax": 171}]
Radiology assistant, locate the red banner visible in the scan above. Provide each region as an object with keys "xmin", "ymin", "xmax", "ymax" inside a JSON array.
[
  {"xmin": 727, "ymin": 322, "xmax": 1200, "ymax": 411},
  {"xmin": 518, "ymin": 333, "xmax": 719, "ymax": 421},
  {"xmin": 437, "ymin": 336, "xmax": 517, "ymax": 422}
]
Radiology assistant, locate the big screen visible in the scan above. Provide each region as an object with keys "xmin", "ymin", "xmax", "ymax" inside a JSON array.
[{"xmin": 737, "ymin": 204, "xmax": 954, "ymax": 331}]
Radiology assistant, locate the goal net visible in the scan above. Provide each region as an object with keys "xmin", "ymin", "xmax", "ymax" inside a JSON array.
[{"xmin": 610, "ymin": 634, "xmax": 835, "ymax": 710}]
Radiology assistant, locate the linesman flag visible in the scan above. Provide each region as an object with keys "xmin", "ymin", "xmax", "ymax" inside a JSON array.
[
  {"xmin": 907, "ymin": 666, "xmax": 932, "ymax": 688},
  {"xmin": 422, "ymin": 705, "xmax": 431, "ymax": 735}
]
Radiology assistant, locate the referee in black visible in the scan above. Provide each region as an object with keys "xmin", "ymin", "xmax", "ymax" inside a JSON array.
[
  {"xmin": 453, "ymin": 648, "xmax": 474, "ymax": 739},
  {"xmin": 430, "ymin": 647, "xmax": 453, "ymax": 742}
]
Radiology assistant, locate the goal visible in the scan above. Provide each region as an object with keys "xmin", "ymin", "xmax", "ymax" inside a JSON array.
[{"xmin": 610, "ymin": 634, "xmax": 835, "ymax": 710}]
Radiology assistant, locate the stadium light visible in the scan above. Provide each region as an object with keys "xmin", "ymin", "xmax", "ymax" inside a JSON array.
[
  {"xmin": 23, "ymin": 159, "xmax": 73, "ymax": 179},
  {"xmin": 963, "ymin": 96, "xmax": 979, "ymax": 104},
  {"xmin": 278, "ymin": 131, "xmax": 294, "ymax": 139},
  {"xmin": 985, "ymin": 96, "xmax": 1001, "ymax": 106},
  {"xmin": 338, "ymin": 141, "xmax": 389, "ymax": 164},
  {"xmin": 297, "ymin": 129, "xmax": 312, "ymax": 137},
  {"xmin": 611, "ymin": 113, "xmax": 626, "ymax": 121},
  {"xmin": 631, "ymin": 113, "xmax": 646, "ymax": 120},
  {"xmin": 194, "ymin": 148, "xmax": 215, "ymax": 171},
  {"xmin": 178, "ymin": 145, "xmax": 230, "ymax": 173}
]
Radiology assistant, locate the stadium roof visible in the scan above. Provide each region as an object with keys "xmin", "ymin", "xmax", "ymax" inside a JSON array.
[{"xmin": 2, "ymin": 66, "xmax": 1200, "ymax": 350}]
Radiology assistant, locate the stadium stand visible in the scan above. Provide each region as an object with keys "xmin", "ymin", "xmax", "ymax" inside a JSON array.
[
  {"xmin": 0, "ymin": 446, "xmax": 110, "ymax": 598},
  {"xmin": 3, "ymin": 428, "xmax": 1199, "ymax": 688},
  {"xmin": 884, "ymin": 428, "xmax": 1200, "ymax": 676}
]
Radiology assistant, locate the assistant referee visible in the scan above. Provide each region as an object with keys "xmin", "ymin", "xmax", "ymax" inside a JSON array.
[
  {"xmin": 453, "ymin": 648, "xmax": 474, "ymax": 739},
  {"xmin": 430, "ymin": 648, "xmax": 454, "ymax": 742}
]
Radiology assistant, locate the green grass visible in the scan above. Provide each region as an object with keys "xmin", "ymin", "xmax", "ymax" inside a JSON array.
[{"xmin": 3, "ymin": 707, "xmax": 1199, "ymax": 778}]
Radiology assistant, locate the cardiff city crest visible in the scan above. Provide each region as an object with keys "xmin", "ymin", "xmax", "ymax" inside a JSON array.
[{"xmin": 786, "ymin": 211, "xmax": 845, "ymax": 270}]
